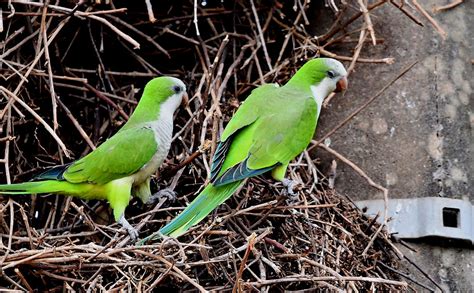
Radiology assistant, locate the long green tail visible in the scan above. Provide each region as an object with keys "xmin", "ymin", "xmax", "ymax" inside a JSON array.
[
  {"xmin": 0, "ymin": 181, "xmax": 97, "ymax": 199},
  {"xmin": 0, "ymin": 181, "xmax": 70, "ymax": 194},
  {"xmin": 160, "ymin": 181, "xmax": 243, "ymax": 237}
]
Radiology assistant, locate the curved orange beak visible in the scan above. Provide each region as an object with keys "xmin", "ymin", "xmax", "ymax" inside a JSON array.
[
  {"xmin": 335, "ymin": 76, "xmax": 348, "ymax": 92},
  {"xmin": 181, "ymin": 92, "xmax": 189, "ymax": 107},
  {"xmin": 182, "ymin": 92, "xmax": 193, "ymax": 117}
]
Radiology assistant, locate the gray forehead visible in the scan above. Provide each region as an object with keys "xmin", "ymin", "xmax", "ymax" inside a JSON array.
[
  {"xmin": 169, "ymin": 77, "xmax": 186, "ymax": 90},
  {"xmin": 325, "ymin": 58, "xmax": 347, "ymax": 75}
]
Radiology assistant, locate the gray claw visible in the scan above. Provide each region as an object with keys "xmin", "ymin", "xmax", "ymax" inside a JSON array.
[
  {"xmin": 127, "ymin": 227, "xmax": 139, "ymax": 240},
  {"xmin": 118, "ymin": 214, "xmax": 139, "ymax": 240},
  {"xmin": 147, "ymin": 188, "xmax": 177, "ymax": 204},
  {"xmin": 282, "ymin": 178, "xmax": 299, "ymax": 203},
  {"xmin": 282, "ymin": 178, "xmax": 296, "ymax": 195}
]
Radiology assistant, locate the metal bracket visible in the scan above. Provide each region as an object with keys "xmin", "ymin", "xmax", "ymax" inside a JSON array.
[{"xmin": 356, "ymin": 197, "xmax": 474, "ymax": 244}]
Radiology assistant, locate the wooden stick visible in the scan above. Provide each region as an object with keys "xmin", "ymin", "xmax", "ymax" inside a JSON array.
[
  {"xmin": 0, "ymin": 86, "xmax": 71, "ymax": 157},
  {"xmin": 412, "ymin": 0, "xmax": 447, "ymax": 40}
]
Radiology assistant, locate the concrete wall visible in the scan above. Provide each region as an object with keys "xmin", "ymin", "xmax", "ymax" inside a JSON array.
[{"xmin": 313, "ymin": 1, "xmax": 472, "ymax": 291}]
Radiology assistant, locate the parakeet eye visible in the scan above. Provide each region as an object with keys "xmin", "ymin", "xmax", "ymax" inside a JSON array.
[
  {"xmin": 327, "ymin": 70, "xmax": 336, "ymax": 78},
  {"xmin": 173, "ymin": 85, "xmax": 182, "ymax": 93}
]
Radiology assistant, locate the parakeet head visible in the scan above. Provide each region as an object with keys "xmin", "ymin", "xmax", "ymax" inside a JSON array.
[
  {"xmin": 287, "ymin": 58, "xmax": 348, "ymax": 97},
  {"xmin": 142, "ymin": 76, "xmax": 189, "ymax": 112}
]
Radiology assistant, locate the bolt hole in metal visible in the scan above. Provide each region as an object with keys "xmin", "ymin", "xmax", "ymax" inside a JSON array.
[{"xmin": 442, "ymin": 207, "xmax": 460, "ymax": 228}]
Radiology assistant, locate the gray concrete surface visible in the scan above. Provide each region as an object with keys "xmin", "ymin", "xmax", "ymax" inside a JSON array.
[{"xmin": 312, "ymin": 1, "xmax": 473, "ymax": 291}]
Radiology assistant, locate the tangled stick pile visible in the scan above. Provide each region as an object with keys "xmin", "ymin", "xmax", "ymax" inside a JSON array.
[{"xmin": 0, "ymin": 0, "xmax": 446, "ymax": 291}]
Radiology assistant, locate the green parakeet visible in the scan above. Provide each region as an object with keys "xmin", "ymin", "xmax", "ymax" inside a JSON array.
[
  {"xmin": 145, "ymin": 58, "xmax": 348, "ymax": 240},
  {"xmin": 0, "ymin": 76, "xmax": 188, "ymax": 239}
]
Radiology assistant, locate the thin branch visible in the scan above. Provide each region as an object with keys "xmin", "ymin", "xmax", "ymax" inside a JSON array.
[
  {"xmin": 318, "ymin": 144, "xmax": 389, "ymax": 256},
  {"xmin": 389, "ymin": 0, "xmax": 424, "ymax": 26},
  {"xmin": 309, "ymin": 60, "xmax": 418, "ymax": 152},
  {"xmin": 249, "ymin": 0, "xmax": 272, "ymax": 70},
  {"xmin": 193, "ymin": 0, "xmax": 200, "ymax": 36},
  {"xmin": 57, "ymin": 99, "xmax": 96, "ymax": 150},
  {"xmin": 0, "ymin": 86, "xmax": 71, "ymax": 158},
  {"xmin": 433, "ymin": 0, "xmax": 463, "ymax": 12},
  {"xmin": 357, "ymin": 0, "xmax": 377, "ymax": 45},
  {"xmin": 144, "ymin": 0, "xmax": 156, "ymax": 23},
  {"xmin": 412, "ymin": 0, "xmax": 447, "ymax": 40},
  {"xmin": 10, "ymin": 0, "xmax": 141, "ymax": 48}
]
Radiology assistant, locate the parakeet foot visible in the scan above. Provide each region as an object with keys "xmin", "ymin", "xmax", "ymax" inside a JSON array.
[
  {"xmin": 282, "ymin": 178, "xmax": 296, "ymax": 195},
  {"xmin": 281, "ymin": 178, "xmax": 299, "ymax": 203},
  {"xmin": 118, "ymin": 214, "xmax": 139, "ymax": 240},
  {"xmin": 147, "ymin": 188, "xmax": 177, "ymax": 204}
]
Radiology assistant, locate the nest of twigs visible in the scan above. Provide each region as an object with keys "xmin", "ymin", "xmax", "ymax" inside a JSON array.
[{"xmin": 0, "ymin": 0, "xmax": 445, "ymax": 291}]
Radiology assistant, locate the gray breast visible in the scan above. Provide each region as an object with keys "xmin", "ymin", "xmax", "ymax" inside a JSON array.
[{"xmin": 133, "ymin": 119, "xmax": 173, "ymax": 184}]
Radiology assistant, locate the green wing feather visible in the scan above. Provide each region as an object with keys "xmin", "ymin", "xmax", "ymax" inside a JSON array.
[
  {"xmin": 219, "ymin": 83, "xmax": 279, "ymax": 141},
  {"xmin": 213, "ymin": 87, "xmax": 318, "ymax": 186},
  {"xmin": 246, "ymin": 97, "xmax": 318, "ymax": 169},
  {"xmin": 64, "ymin": 126, "xmax": 157, "ymax": 184},
  {"xmin": 210, "ymin": 83, "xmax": 279, "ymax": 180}
]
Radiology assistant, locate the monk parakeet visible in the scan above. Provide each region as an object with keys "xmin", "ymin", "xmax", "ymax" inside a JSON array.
[
  {"xmin": 144, "ymin": 58, "xmax": 348, "ymax": 240},
  {"xmin": 0, "ymin": 76, "xmax": 188, "ymax": 240}
]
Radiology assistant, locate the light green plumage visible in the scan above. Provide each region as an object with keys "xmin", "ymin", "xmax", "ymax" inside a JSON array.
[
  {"xmin": 0, "ymin": 76, "xmax": 187, "ymax": 236},
  {"xmin": 159, "ymin": 182, "xmax": 242, "ymax": 237},
  {"xmin": 217, "ymin": 86, "xmax": 317, "ymax": 175},
  {"xmin": 64, "ymin": 127, "xmax": 157, "ymax": 184},
  {"xmin": 155, "ymin": 58, "xmax": 348, "ymax": 239},
  {"xmin": 0, "ymin": 180, "xmax": 103, "ymax": 199},
  {"xmin": 220, "ymin": 84, "xmax": 279, "ymax": 141}
]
